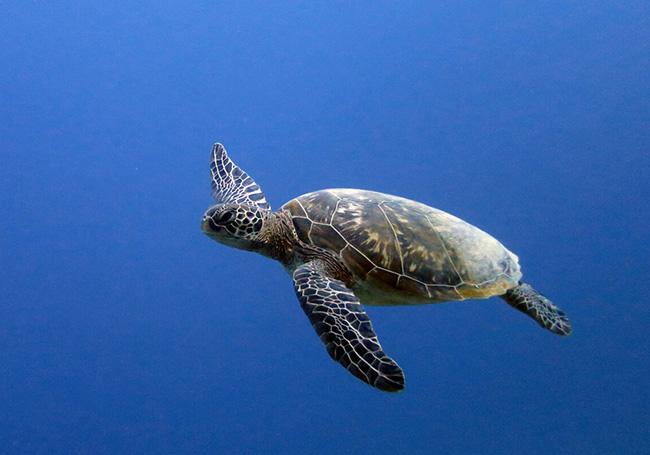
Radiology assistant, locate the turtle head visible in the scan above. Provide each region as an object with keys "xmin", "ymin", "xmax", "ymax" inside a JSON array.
[{"xmin": 201, "ymin": 203, "xmax": 267, "ymax": 251}]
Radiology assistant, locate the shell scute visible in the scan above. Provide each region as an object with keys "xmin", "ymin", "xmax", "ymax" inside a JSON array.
[
  {"xmin": 396, "ymin": 276, "xmax": 430, "ymax": 297},
  {"xmin": 366, "ymin": 267, "xmax": 400, "ymax": 290},
  {"xmin": 309, "ymin": 223, "xmax": 348, "ymax": 252},
  {"xmin": 295, "ymin": 190, "xmax": 340, "ymax": 223},
  {"xmin": 340, "ymin": 246, "xmax": 375, "ymax": 279},
  {"xmin": 291, "ymin": 217, "xmax": 312, "ymax": 244},
  {"xmin": 332, "ymin": 198, "xmax": 402, "ymax": 272},
  {"xmin": 378, "ymin": 200, "xmax": 464, "ymax": 285}
]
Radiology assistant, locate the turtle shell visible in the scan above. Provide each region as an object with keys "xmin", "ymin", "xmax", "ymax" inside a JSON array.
[{"xmin": 281, "ymin": 189, "xmax": 522, "ymax": 305}]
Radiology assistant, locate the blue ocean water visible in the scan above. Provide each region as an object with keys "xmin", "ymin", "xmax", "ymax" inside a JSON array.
[{"xmin": 1, "ymin": 1, "xmax": 649, "ymax": 454}]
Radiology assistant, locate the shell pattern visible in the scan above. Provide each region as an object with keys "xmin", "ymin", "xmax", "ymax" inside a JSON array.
[{"xmin": 282, "ymin": 189, "xmax": 522, "ymax": 305}]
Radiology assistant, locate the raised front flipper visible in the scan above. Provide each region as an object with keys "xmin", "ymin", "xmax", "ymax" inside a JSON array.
[
  {"xmin": 210, "ymin": 143, "xmax": 271, "ymax": 212},
  {"xmin": 501, "ymin": 282, "xmax": 573, "ymax": 337},
  {"xmin": 293, "ymin": 262, "xmax": 405, "ymax": 392}
]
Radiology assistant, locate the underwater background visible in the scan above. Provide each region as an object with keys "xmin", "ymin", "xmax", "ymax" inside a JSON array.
[{"xmin": 1, "ymin": 1, "xmax": 649, "ymax": 454}]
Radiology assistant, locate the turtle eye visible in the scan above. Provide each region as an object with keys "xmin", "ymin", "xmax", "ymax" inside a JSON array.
[{"xmin": 214, "ymin": 210, "xmax": 235, "ymax": 225}]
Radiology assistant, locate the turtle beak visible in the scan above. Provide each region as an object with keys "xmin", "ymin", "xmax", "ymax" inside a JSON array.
[
  {"xmin": 201, "ymin": 215, "xmax": 211, "ymax": 234},
  {"xmin": 202, "ymin": 206, "xmax": 217, "ymax": 234}
]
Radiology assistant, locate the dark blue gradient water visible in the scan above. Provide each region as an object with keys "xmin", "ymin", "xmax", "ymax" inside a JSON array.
[{"xmin": 1, "ymin": 2, "xmax": 649, "ymax": 454}]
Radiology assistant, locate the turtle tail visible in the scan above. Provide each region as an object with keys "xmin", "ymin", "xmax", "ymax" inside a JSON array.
[{"xmin": 501, "ymin": 282, "xmax": 572, "ymax": 337}]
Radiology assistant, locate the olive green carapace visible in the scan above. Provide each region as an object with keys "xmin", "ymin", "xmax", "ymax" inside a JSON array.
[{"xmin": 202, "ymin": 143, "xmax": 572, "ymax": 392}]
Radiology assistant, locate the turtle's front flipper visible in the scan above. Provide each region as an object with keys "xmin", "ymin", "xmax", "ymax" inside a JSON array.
[
  {"xmin": 293, "ymin": 262, "xmax": 405, "ymax": 392},
  {"xmin": 501, "ymin": 282, "xmax": 572, "ymax": 337},
  {"xmin": 210, "ymin": 143, "xmax": 271, "ymax": 212}
]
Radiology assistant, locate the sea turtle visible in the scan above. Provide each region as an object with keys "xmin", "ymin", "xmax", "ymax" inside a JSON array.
[{"xmin": 201, "ymin": 143, "xmax": 572, "ymax": 392}]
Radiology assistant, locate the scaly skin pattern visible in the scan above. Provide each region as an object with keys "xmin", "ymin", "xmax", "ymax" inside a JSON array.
[
  {"xmin": 210, "ymin": 143, "xmax": 270, "ymax": 211},
  {"xmin": 293, "ymin": 261, "xmax": 405, "ymax": 392},
  {"xmin": 502, "ymin": 283, "xmax": 573, "ymax": 336}
]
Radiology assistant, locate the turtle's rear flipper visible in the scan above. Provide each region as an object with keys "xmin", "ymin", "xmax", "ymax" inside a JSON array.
[
  {"xmin": 501, "ymin": 282, "xmax": 572, "ymax": 337},
  {"xmin": 293, "ymin": 261, "xmax": 405, "ymax": 392}
]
